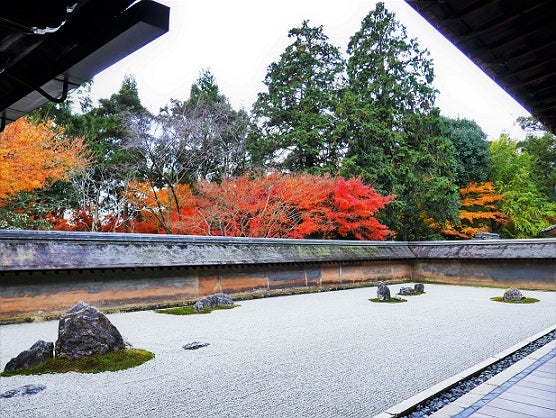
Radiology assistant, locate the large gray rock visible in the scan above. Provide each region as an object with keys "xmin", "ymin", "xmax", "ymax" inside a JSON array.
[
  {"xmin": 377, "ymin": 282, "xmax": 390, "ymax": 301},
  {"xmin": 414, "ymin": 283, "xmax": 425, "ymax": 293},
  {"xmin": 503, "ymin": 288, "xmax": 524, "ymax": 301},
  {"xmin": 3, "ymin": 340, "xmax": 53, "ymax": 373},
  {"xmin": 55, "ymin": 301, "xmax": 125, "ymax": 359},
  {"xmin": 194, "ymin": 293, "xmax": 234, "ymax": 312}
]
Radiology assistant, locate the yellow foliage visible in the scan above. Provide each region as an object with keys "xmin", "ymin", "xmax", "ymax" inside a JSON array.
[{"xmin": 436, "ymin": 182, "xmax": 508, "ymax": 239}]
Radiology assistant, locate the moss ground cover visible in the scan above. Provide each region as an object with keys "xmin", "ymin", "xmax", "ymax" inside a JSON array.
[
  {"xmin": 369, "ymin": 298, "xmax": 407, "ymax": 303},
  {"xmin": 490, "ymin": 296, "xmax": 540, "ymax": 304},
  {"xmin": 396, "ymin": 291, "xmax": 425, "ymax": 296},
  {"xmin": 1, "ymin": 349, "xmax": 154, "ymax": 377},
  {"xmin": 155, "ymin": 305, "xmax": 238, "ymax": 315}
]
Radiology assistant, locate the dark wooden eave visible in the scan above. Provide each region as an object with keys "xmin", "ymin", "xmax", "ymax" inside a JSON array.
[
  {"xmin": 405, "ymin": 0, "xmax": 556, "ymax": 134},
  {"xmin": 0, "ymin": 0, "xmax": 169, "ymax": 131}
]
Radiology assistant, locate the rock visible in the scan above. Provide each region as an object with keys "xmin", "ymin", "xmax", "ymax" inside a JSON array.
[
  {"xmin": 399, "ymin": 286, "xmax": 414, "ymax": 295},
  {"xmin": 193, "ymin": 293, "xmax": 234, "ymax": 312},
  {"xmin": 503, "ymin": 288, "xmax": 524, "ymax": 301},
  {"xmin": 183, "ymin": 342, "xmax": 210, "ymax": 350},
  {"xmin": 414, "ymin": 283, "xmax": 425, "ymax": 293},
  {"xmin": 377, "ymin": 282, "xmax": 390, "ymax": 301},
  {"xmin": 55, "ymin": 301, "xmax": 125, "ymax": 360},
  {"xmin": 0, "ymin": 384, "xmax": 46, "ymax": 398},
  {"xmin": 3, "ymin": 340, "xmax": 54, "ymax": 373}
]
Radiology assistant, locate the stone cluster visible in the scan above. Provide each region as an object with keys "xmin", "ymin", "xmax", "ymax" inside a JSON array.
[
  {"xmin": 3, "ymin": 301, "xmax": 126, "ymax": 373},
  {"xmin": 398, "ymin": 283, "xmax": 425, "ymax": 295},
  {"xmin": 377, "ymin": 282, "xmax": 425, "ymax": 300}
]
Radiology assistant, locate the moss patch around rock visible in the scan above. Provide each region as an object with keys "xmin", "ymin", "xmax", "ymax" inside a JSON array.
[
  {"xmin": 396, "ymin": 291, "xmax": 425, "ymax": 296},
  {"xmin": 1, "ymin": 349, "xmax": 154, "ymax": 377},
  {"xmin": 155, "ymin": 305, "xmax": 238, "ymax": 315},
  {"xmin": 490, "ymin": 296, "xmax": 540, "ymax": 304},
  {"xmin": 369, "ymin": 297, "xmax": 407, "ymax": 303}
]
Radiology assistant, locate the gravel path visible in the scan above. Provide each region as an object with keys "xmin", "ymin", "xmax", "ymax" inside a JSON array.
[{"xmin": 1, "ymin": 284, "xmax": 555, "ymax": 417}]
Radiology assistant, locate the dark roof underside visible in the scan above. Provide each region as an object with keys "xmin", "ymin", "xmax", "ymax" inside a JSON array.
[
  {"xmin": 405, "ymin": 0, "xmax": 556, "ymax": 134},
  {"xmin": 0, "ymin": 0, "xmax": 169, "ymax": 130}
]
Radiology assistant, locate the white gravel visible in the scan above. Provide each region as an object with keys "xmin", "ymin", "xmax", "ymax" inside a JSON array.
[{"xmin": 1, "ymin": 284, "xmax": 555, "ymax": 417}]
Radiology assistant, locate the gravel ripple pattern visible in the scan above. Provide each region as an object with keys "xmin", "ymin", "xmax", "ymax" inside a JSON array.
[{"xmin": 0, "ymin": 284, "xmax": 555, "ymax": 417}]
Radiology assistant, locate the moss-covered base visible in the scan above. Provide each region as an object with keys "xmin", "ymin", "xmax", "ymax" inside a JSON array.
[
  {"xmin": 369, "ymin": 297, "xmax": 407, "ymax": 303},
  {"xmin": 396, "ymin": 291, "xmax": 425, "ymax": 296},
  {"xmin": 1, "ymin": 348, "xmax": 154, "ymax": 377},
  {"xmin": 490, "ymin": 296, "xmax": 540, "ymax": 304},
  {"xmin": 155, "ymin": 305, "xmax": 238, "ymax": 315}
]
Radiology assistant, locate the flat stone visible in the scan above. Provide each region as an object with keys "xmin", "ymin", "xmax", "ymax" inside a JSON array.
[
  {"xmin": 0, "ymin": 384, "xmax": 46, "ymax": 398},
  {"xmin": 183, "ymin": 342, "xmax": 210, "ymax": 350},
  {"xmin": 193, "ymin": 293, "xmax": 234, "ymax": 312},
  {"xmin": 399, "ymin": 286, "xmax": 415, "ymax": 295}
]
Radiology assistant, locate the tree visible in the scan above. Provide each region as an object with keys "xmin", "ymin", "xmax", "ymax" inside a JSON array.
[
  {"xmin": 250, "ymin": 21, "xmax": 345, "ymax": 173},
  {"xmin": 0, "ymin": 118, "xmax": 90, "ymax": 228},
  {"xmin": 124, "ymin": 173, "xmax": 394, "ymax": 240},
  {"xmin": 122, "ymin": 180, "xmax": 196, "ymax": 234},
  {"xmin": 31, "ymin": 75, "xmax": 149, "ymax": 231},
  {"xmin": 0, "ymin": 118, "xmax": 89, "ymax": 201},
  {"xmin": 193, "ymin": 173, "xmax": 394, "ymax": 239},
  {"xmin": 120, "ymin": 70, "xmax": 252, "ymax": 231},
  {"xmin": 440, "ymin": 116, "xmax": 490, "ymax": 187},
  {"xmin": 339, "ymin": 2, "xmax": 459, "ymax": 240},
  {"xmin": 516, "ymin": 118, "xmax": 556, "ymax": 201},
  {"xmin": 155, "ymin": 69, "xmax": 251, "ymax": 183},
  {"xmin": 433, "ymin": 182, "xmax": 508, "ymax": 239},
  {"xmin": 489, "ymin": 134, "xmax": 556, "ymax": 237}
]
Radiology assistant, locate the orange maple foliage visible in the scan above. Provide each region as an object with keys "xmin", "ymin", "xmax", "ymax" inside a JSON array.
[
  {"xmin": 123, "ymin": 180, "xmax": 196, "ymax": 234},
  {"xmin": 0, "ymin": 118, "xmax": 90, "ymax": 203},
  {"xmin": 328, "ymin": 178, "xmax": 395, "ymax": 240},
  {"xmin": 438, "ymin": 182, "xmax": 508, "ymax": 239},
  {"xmin": 193, "ymin": 173, "xmax": 334, "ymax": 238},
  {"xmin": 49, "ymin": 208, "xmax": 130, "ymax": 233},
  {"xmin": 122, "ymin": 173, "xmax": 395, "ymax": 240}
]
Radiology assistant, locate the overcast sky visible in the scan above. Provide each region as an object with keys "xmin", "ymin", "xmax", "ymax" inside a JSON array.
[{"xmin": 90, "ymin": 0, "xmax": 531, "ymax": 140}]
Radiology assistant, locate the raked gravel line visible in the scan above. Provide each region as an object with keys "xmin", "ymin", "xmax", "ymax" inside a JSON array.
[{"xmin": 1, "ymin": 284, "xmax": 555, "ymax": 417}]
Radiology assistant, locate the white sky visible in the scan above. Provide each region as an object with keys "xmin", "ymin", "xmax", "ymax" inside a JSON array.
[{"xmin": 90, "ymin": 0, "xmax": 531, "ymax": 140}]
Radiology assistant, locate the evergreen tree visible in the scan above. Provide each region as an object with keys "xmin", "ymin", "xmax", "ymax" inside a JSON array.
[
  {"xmin": 339, "ymin": 2, "xmax": 458, "ymax": 240},
  {"xmin": 250, "ymin": 21, "xmax": 345, "ymax": 173},
  {"xmin": 440, "ymin": 116, "xmax": 490, "ymax": 187}
]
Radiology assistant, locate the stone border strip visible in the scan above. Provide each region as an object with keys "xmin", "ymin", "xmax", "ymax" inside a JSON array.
[
  {"xmin": 439, "ymin": 343, "xmax": 556, "ymax": 417},
  {"xmin": 374, "ymin": 324, "xmax": 556, "ymax": 418}
]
